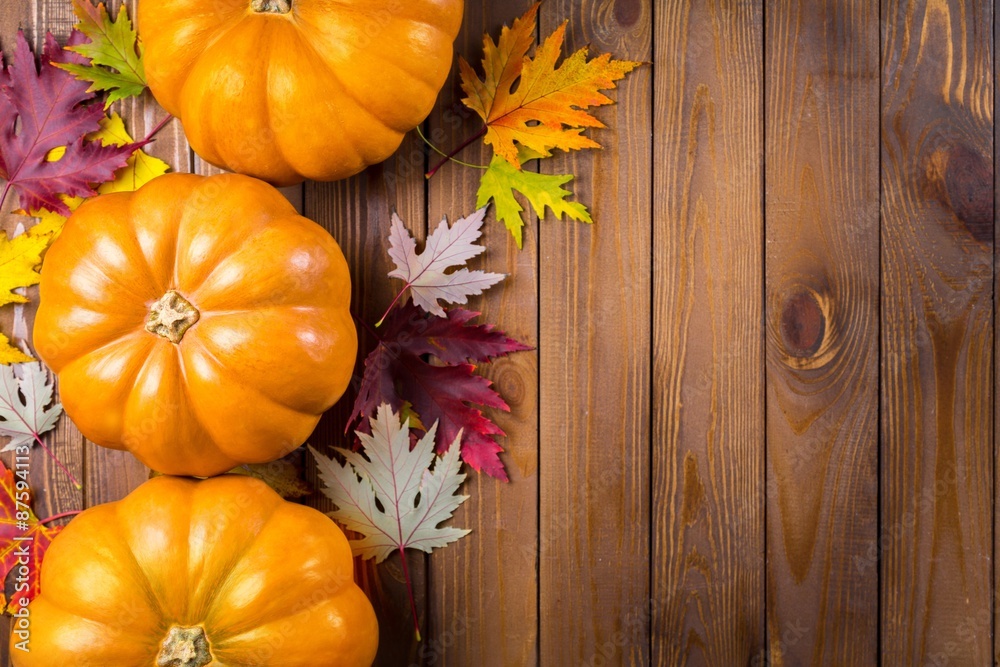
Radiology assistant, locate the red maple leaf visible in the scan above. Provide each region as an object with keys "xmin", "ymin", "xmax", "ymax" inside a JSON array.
[
  {"xmin": 0, "ymin": 31, "xmax": 141, "ymax": 215},
  {"xmin": 349, "ymin": 302, "xmax": 531, "ymax": 481},
  {"xmin": 0, "ymin": 459, "xmax": 72, "ymax": 613}
]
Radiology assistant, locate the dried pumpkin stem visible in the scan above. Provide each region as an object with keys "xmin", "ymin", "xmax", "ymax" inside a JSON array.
[
  {"xmin": 156, "ymin": 626, "xmax": 212, "ymax": 667},
  {"xmin": 146, "ymin": 291, "xmax": 200, "ymax": 344},
  {"xmin": 251, "ymin": 0, "xmax": 291, "ymax": 13}
]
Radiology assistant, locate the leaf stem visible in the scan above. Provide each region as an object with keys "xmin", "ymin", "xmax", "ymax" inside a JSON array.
[
  {"xmin": 352, "ymin": 310, "xmax": 383, "ymax": 341},
  {"xmin": 38, "ymin": 510, "xmax": 81, "ymax": 526},
  {"xmin": 425, "ymin": 126, "xmax": 488, "ymax": 180},
  {"xmin": 398, "ymin": 545, "xmax": 422, "ymax": 641},
  {"xmin": 142, "ymin": 113, "xmax": 174, "ymax": 143},
  {"xmin": 375, "ymin": 287, "xmax": 411, "ymax": 328},
  {"xmin": 32, "ymin": 432, "xmax": 81, "ymax": 490},
  {"xmin": 415, "ymin": 126, "xmax": 488, "ymax": 171}
]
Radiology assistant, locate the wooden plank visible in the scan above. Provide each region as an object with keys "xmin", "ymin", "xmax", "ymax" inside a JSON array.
[
  {"xmin": 764, "ymin": 0, "xmax": 880, "ymax": 664},
  {"xmin": 996, "ymin": 7, "xmax": 1000, "ymax": 665},
  {"xmin": 881, "ymin": 0, "xmax": 994, "ymax": 663},
  {"xmin": 651, "ymin": 1, "xmax": 764, "ymax": 664},
  {"xmin": 304, "ymin": 141, "xmax": 427, "ymax": 666},
  {"xmin": 424, "ymin": 3, "xmax": 539, "ymax": 665},
  {"xmin": 537, "ymin": 1, "xmax": 652, "ymax": 664}
]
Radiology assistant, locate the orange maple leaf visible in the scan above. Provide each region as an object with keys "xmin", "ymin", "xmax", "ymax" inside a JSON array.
[{"xmin": 458, "ymin": 3, "xmax": 643, "ymax": 169}]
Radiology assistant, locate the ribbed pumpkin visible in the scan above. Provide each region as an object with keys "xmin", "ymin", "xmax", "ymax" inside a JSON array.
[
  {"xmin": 33, "ymin": 172, "xmax": 357, "ymax": 477},
  {"xmin": 137, "ymin": 0, "xmax": 464, "ymax": 185},
  {"xmin": 10, "ymin": 475, "xmax": 378, "ymax": 666}
]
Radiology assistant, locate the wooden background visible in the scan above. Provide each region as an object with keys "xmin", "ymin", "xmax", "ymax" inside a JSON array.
[{"xmin": 2, "ymin": 0, "xmax": 999, "ymax": 664}]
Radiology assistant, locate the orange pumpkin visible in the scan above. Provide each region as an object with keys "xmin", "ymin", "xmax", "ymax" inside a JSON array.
[
  {"xmin": 34, "ymin": 172, "xmax": 358, "ymax": 477},
  {"xmin": 137, "ymin": 0, "xmax": 465, "ymax": 186},
  {"xmin": 10, "ymin": 475, "xmax": 378, "ymax": 666}
]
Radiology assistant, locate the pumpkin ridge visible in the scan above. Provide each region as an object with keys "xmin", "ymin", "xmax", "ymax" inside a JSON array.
[
  {"xmin": 183, "ymin": 214, "xmax": 335, "ymax": 309},
  {"xmin": 179, "ymin": 334, "xmax": 315, "ymax": 416},
  {"xmin": 116, "ymin": 479, "xmax": 195, "ymax": 621},
  {"xmin": 262, "ymin": 37, "xmax": 368, "ymax": 172},
  {"xmin": 119, "ymin": 344, "xmax": 236, "ymax": 477},
  {"xmin": 35, "ymin": 506, "xmax": 164, "ymax": 638},
  {"xmin": 58, "ymin": 209, "xmax": 164, "ymax": 306},
  {"xmin": 58, "ymin": 333, "xmax": 157, "ymax": 447},
  {"xmin": 296, "ymin": 21, "xmax": 436, "ymax": 134},
  {"xmin": 172, "ymin": 187, "xmax": 289, "ymax": 298},
  {"xmin": 297, "ymin": 0, "xmax": 454, "ymax": 44},
  {"xmin": 31, "ymin": 595, "xmax": 162, "ymax": 655},
  {"xmin": 40, "ymin": 319, "xmax": 147, "ymax": 373},
  {"xmin": 192, "ymin": 496, "xmax": 285, "ymax": 638},
  {"xmin": 209, "ymin": 585, "xmax": 343, "ymax": 650},
  {"xmin": 124, "ymin": 183, "xmax": 179, "ymax": 298}
]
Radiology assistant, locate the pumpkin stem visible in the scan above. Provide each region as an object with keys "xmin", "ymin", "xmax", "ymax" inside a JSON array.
[
  {"xmin": 251, "ymin": 0, "xmax": 291, "ymax": 13},
  {"xmin": 156, "ymin": 626, "xmax": 212, "ymax": 667},
  {"xmin": 146, "ymin": 291, "xmax": 200, "ymax": 344}
]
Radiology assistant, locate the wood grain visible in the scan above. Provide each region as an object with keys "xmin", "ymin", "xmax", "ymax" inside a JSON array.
[
  {"xmin": 304, "ymin": 139, "xmax": 428, "ymax": 666},
  {"xmin": 537, "ymin": 1, "xmax": 652, "ymax": 665},
  {"xmin": 765, "ymin": 0, "xmax": 880, "ymax": 664},
  {"xmin": 651, "ymin": 1, "xmax": 764, "ymax": 664},
  {"xmin": 424, "ymin": 3, "xmax": 539, "ymax": 665},
  {"xmin": 881, "ymin": 0, "xmax": 994, "ymax": 663}
]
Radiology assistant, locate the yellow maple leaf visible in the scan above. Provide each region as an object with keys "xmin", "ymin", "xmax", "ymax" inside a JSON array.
[
  {"xmin": 23, "ymin": 112, "xmax": 169, "ymax": 229},
  {"xmin": 0, "ymin": 224, "xmax": 55, "ymax": 309},
  {"xmin": 458, "ymin": 3, "xmax": 643, "ymax": 169}
]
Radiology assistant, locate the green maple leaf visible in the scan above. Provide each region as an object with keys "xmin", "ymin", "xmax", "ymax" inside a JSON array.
[
  {"xmin": 57, "ymin": 0, "xmax": 146, "ymax": 107},
  {"xmin": 476, "ymin": 149, "xmax": 592, "ymax": 247}
]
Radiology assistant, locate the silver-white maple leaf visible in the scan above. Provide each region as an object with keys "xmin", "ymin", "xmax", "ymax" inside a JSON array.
[
  {"xmin": 309, "ymin": 404, "xmax": 470, "ymax": 563},
  {"xmin": 0, "ymin": 361, "xmax": 62, "ymax": 451},
  {"xmin": 387, "ymin": 208, "xmax": 505, "ymax": 318}
]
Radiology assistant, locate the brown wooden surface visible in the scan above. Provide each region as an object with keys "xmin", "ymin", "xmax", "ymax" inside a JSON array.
[
  {"xmin": 652, "ymin": 1, "xmax": 764, "ymax": 665},
  {"xmin": 537, "ymin": 1, "xmax": 652, "ymax": 665},
  {"xmin": 765, "ymin": 0, "xmax": 880, "ymax": 664},
  {"xmin": 6, "ymin": 0, "xmax": 1000, "ymax": 665},
  {"xmin": 881, "ymin": 0, "xmax": 995, "ymax": 664}
]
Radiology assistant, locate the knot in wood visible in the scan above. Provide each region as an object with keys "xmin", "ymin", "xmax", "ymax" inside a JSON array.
[{"xmin": 780, "ymin": 290, "xmax": 825, "ymax": 359}]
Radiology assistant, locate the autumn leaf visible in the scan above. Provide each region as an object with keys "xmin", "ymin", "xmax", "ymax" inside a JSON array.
[
  {"xmin": 0, "ymin": 458, "xmax": 73, "ymax": 613},
  {"xmin": 311, "ymin": 403, "xmax": 470, "ymax": 639},
  {"xmin": 228, "ymin": 454, "xmax": 312, "ymax": 500},
  {"xmin": 383, "ymin": 208, "xmax": 504, "ymax": 322},
  {"xmin": 0, "ymin": 361, "xmax": 61, "ymax": 452},
  {"xmin": 477, "ymin": 149, "xmax": 591, "ymax": 247},
  {"xmin": 58, "ymin": 0, "xmax": 146, "ymax": 107},
  {"xmin": 0, "ymin": 335, "xmax": 31, "ymax": 366},
  {"xmin": 350, "ymin": 302, "xmax": 531, "ymax": 481},
  {"xmin": 0, "ymin": 359, "xmax": 77, "ymax": 488},
  {"xmin": 0, "ymin": 221, "xmax": 61, "ymax": 312},
  {"xmin": 459, "ymin": 3, "xmax": 643, "ymax": 169},
  {"xmin": 312, "ymin": 405, "xmax": 470, "ymax": 562},
  {"xmin": 25, "ymin": 112, "xmax": 169, "ymax": 229},
  {"xmin": 0, "ymin": 30, "xmax": 141, "ymax": 215}
]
